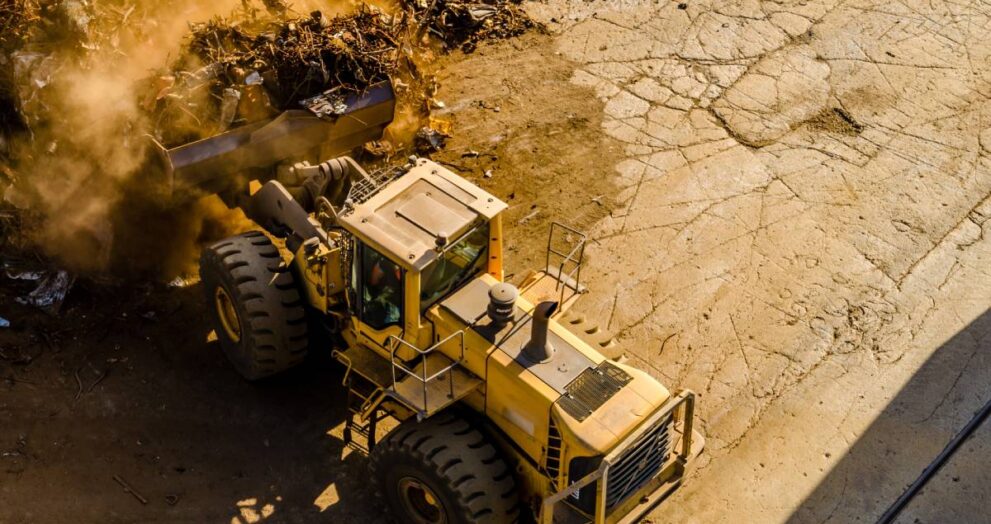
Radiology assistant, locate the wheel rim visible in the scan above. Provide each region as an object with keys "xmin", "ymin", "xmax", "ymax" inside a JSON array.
[
  {"xmin": 398, "ymin": 477, "xmax": 446, "ymax": 524},
  {"xmin": 214, "ymin": 286, "xmax": 242, "ymax": 343}
]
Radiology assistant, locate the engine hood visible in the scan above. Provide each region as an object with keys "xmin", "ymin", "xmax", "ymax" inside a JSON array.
[
  {"xmin": 440, "ymin": 278, "xmax": 597, "ymax": 393},
  {"xmin": 436, "ymin": 277, "xmax": 671, "ymax": 455}
]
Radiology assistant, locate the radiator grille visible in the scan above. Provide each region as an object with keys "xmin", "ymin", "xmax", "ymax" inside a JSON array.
[
  {"xmin": 567, "ymin": 414, "xmax": 674, "ymax": 514},
  {"xmin": 605, "ymin": 415, "xmax": 673, "ymax": 508}
]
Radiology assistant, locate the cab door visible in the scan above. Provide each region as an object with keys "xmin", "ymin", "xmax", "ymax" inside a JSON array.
[{"xmin": 351, "ymin": 242, "xmax": 408, "ymax": 361}]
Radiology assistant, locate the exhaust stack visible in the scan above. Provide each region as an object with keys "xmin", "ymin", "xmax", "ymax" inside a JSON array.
[{"xmin": 523, "ymin": 301, "xmax": 558, "ymax": 364}]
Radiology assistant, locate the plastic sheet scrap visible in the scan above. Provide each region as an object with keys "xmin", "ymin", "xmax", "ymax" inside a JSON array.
[
  {"xmin": 15, "ymin": 269, "xmax": 74, "ymax": 315},
  {"xmin": 3, "ymin": 257, "xmax": 74, "ymax": 315}
]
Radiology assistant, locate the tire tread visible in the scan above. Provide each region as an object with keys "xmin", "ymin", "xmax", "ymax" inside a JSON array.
[
  {"xmin": 369, "ymin": 412, "xmax": 520, "ymax": 524},
  {"xmin": 199, "ymin": 231, "xmax": 308, "ymax": 380}
]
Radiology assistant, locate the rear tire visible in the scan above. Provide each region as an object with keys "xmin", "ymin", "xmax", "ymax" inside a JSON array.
[
  {"xmin": 370, "ymin": 411, "xmax": 520, "ymax": 524},
  {"xmin": 199, "ymin": 231, "xmax": 308, "ymax": 380}
]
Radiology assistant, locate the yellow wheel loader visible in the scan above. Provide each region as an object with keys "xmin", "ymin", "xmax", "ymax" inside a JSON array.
[{"xmin": 160, "ymin": 82, "xmax": 704, "ymax": 523}]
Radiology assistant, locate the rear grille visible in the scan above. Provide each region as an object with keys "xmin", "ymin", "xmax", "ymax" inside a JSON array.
[{"xmin": 605, "ymin": 415, "xmax": 673, "ymax": 508}]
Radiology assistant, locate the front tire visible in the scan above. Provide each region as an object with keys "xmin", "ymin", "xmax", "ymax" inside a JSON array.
[
  {"xmin": 199, "ymin": 231, "xmax": 308, "ymax": 380},
  {"xmin": 370, "ymin": 411, "xmax": 520, "ymax": 524}
]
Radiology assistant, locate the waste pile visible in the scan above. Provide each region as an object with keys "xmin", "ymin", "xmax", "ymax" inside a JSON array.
[
  {"xmin": 0, "ymin": 0, "xmax": 540, "ymax": 316},
  {"xmin": 0, "ymin": 0, "xmax": 38, "ymax": 149},
  {"xmin": 152, "ymin": 6, "xmax": 407, "ymax": 147},
  {"xmin": 0, "ymin": 1, "xmax": 39, "ymax": 60},
  {"xmin": 402, "ymin": 0, "xmax": 536, "ymax": 52}
]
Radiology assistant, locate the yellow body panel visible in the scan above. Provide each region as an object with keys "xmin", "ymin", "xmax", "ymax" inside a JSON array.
[
  {"xmin": 488, "ymin": 214, "xmax": 505, "ymax": 281},
  {"xmin": 423, "ymin": 273, "xmax": 678, "ymax": 493},
  {"xmin": 553, "ymin": 364, "xmax": 671, "ymax": 456},
  {"xmin": 294, "ymin": 234, "xmax": 346, "ymax": 314},
  {"xmin": 293, "ymin": 160, "xmax": 702, "ymax": 523}
]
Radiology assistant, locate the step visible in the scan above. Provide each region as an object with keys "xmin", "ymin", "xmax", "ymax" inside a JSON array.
[
  {"xmin": 334, "ymin": 344, "xmax": 394, "ymax": 389},
  {"xmin": 390, "ymin": 352, "xmax": 482, "ymax": 417}
]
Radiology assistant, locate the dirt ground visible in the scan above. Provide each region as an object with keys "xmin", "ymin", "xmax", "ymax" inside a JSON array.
[
  {"xmin": 4, "ymin": 0, "xmax": 991, "ymax": 523},
  {"xmin": 0, "ymin": 32, "xmax": 622, "ymax": 523}
]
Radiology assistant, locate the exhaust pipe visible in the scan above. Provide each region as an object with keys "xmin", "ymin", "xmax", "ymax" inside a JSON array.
[{"xmin": 523, "ymin": 301, "xmax": 558, "ymax": 364}]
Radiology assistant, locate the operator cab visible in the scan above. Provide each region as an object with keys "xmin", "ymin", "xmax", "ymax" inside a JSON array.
[{"xmin": 339, "ymin": 159, "xmax": 508, "ymax": 354}]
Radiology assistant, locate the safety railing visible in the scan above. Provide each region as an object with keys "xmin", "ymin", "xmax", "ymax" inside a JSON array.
[
  {"xmin": 539, "ymin": 390, "xmax": 697, "ymax": 524},
  {"xmin": 386, "ymin": 331, "xmax": 466, "ymax": 419},
  {"xmin": 332, "ymin": 349, "xmax": 354, "ymax": 386},
  {"xmin": 545, "ymin": 222, "xmax": 588, "ymax": 306},
  {"xmin": 346, "ymin": 164, "xmax": 405, "ymax": 206}
]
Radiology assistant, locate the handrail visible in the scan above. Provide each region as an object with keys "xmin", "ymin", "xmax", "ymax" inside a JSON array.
[
  {"xmin": 545, "ymin": 222, "xmax": 588, "ymax": 305},
  {"xmin": 539, "ymin": 390, "xmax": 696, "ymax": 524},
  {"xmin": 387, "ymin": 331, "xmax": 466, "ymax": 418},
  {"xmin": 545, "ymin": 222, "xmax": 586, "ymax": 271},
  {"xmin": 331, "ymin": 349, "xmax": 354, "ymax": 387}
]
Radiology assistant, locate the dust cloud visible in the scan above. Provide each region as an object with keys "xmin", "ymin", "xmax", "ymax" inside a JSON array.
[
  {"xmin": 4, "ymin": 0, "xmax": 252, "ymax": 277},
  {"xmin": 5, "ymin": 0, "xmax": 407, "ymax": 279},
  {"xmin": 3, "ymin": 0, "xmax": 461, "ymax": 279}
]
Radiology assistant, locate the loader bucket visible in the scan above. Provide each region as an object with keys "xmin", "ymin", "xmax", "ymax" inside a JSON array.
[{"xmin": 154, "ymin": 81, "xmax": 395, "ymax": 198}]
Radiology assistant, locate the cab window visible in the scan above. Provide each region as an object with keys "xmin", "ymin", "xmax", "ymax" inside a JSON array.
[
  {"xmin": 420, "ymin": 224, "xmax": 490, "ymax": 313},
  {"xmin": 359, "ymin": 244, "xmax": 403, "ymax": 330}
]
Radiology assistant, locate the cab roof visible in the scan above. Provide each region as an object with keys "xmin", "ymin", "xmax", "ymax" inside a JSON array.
[{"xmin": 340, "ymin": 159, "xmax": 508, "ymax": 271}]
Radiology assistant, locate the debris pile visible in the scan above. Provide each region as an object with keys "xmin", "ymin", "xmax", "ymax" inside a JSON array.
[
  {"xmin": 152, "ymin": 6, "xmax": 408, "ymax": 146},
  {"xmin": 0, "ymin": 0, "xmax": 540, "ymax": 303},
  {"xmin": 0, "ymin": 0, "xmax": 39, "ymax": 52},
  {"xmin": 0, "ymin": 0, "xmax": 39, "ymax": 157},
  {"xmin": 403, "ymin": 0, "xmax": 537, "ymax": 52}
]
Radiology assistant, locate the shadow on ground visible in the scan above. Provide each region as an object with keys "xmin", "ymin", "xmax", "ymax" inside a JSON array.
[
  {"xmin": 787, "ymin": 309, "xmax": 991, "ymax": 524},
  {"xmin": 0, "ymin": 281, "xmax": 387, "ymax": 523}
]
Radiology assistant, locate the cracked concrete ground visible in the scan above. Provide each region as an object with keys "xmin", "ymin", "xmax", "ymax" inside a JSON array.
[
  {"xmin": 4, "ymin": 1, "xmax": 991, "ymax": 522},
  {"xmin": 518, "ymin": 0, "xmax": 991, "ymax": 521}
]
